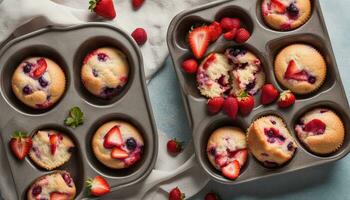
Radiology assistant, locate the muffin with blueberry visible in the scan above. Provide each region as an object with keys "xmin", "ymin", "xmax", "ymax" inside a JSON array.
[
  {"xmin": 295, "ymin": 108, "xmax": 344, "ymax": 155},
  {"xmin": 261, "ymin": 0, "xmax": 312, "ymax": 31},
  {"xmin": 81, "ymin": 47, "xmax": 129, "ymax": 99},
  {"xmin": 247, "ymin": 115, "xmax": 297, "ymax": 167},
  {"xmin": 11, "ymin": 57, "xmax": 66, "ymax": 109},
  {"xmin": 27, "ymin": 171, "xmax": 76, "ymax": 200},
  {"xmin": 92, "ymin": 120, "xmax": 144, "ymax": 169}
]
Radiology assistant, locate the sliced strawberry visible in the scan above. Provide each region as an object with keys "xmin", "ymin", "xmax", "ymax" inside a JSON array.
[
  {"xmin": 49, "ymin": 133, "xmax": 59, "ymax": 155},
  {"xmin": 271, "ymin": 0, "xmax": 286, "ymax": 13},
  {"xmin": 222, "ymin": 160, "xmax": 240, "ymax": 180},
  {"xmin": 188, "ymin": 26, "xmax": 211, "ymax": 59},
  {"xmin": 9, "ymin": 131, "xmax": 32, "ymax": 160},
  {"xmin": 284, "ymin": 60, "xmax": 309, "ymax": 81},
  {"xmin": 86, "ymin": 176, "xmax": 110, "ymax": 197},
  {"xmin": 111, "ymin": 147, "xmax": 129, "ymax": 159},
  {"xmin": 215, "ymin": 155, "xmax": 228, "ymax": 167},
  {"xmin": 260, "ymin": 84, "xmax": 279, "ymax": 105},
  {"xmin": 207, "ymin": 97, "xmax": 225, "ymax": 114},
  {"xmin": 233, "ymin": 149, "xmax": 248, "ymax": 166},
  {"xmin": 32, "ymin": 58, "xmax": 47, "ymax": 78},
  {"xmin": 237, "ymin": 91, "xmax": 254, "ymax": 116},
  {"xmin": 223, "ymin": 28, "xmax": 237, "ymax": 40},
  {"xmin": 50, "ymin": 192, "xmax": 70, "ymax": 200},
  {"xmin": 223, "ymin": 97, "xmax": 239, "ymax": 119},
  {"xmin": 278, "ymin": 90, "xmax": 296, "ymax": 108},
  {"xmin": 208, "ymin": 21, "xmax": 222, "ymax": 42},
  {"xmin": 103, "ymin": 126, "xmax": 123, "ymax": 149},
  {"xmin": 304, "ymin": 119, "xmax": 326, "ymax": 135}
]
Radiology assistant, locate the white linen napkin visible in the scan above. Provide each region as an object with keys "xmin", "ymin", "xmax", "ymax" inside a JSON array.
[{"xmin": 0, "ymin": 0, "xmax": 213, "ymax": 199}]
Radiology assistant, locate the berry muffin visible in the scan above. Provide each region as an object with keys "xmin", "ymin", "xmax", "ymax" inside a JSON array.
[
  {"xmin": 295, "ymin": 108, "xmax": 345, "ymax": 155},
  {"xmin": 92, "ymin": 121, "xmax": 144, "ymax": 169},
  {"xmin": 11, "ymin": 57, "xmax": 66, "ymax": 109},
  {"xmin": 225, "ymin": 48, "xmax": 265, "ymax": 96},
  {"xmin": 27, "ymin": 171, "xmax": 76, "ymax": 200},
  {"xmin": 261, "ymin": 0, "xmax": 312, "ymax": 31},
  {"xmin": 197, "ymin": 53, "xmax": 232, "ymax": 98},
  {"xmin": 29, "ymin": 130, "xmax": 75, "ymax": 170},
  {"xmin": 81, "ymin": 47, "xmax": 129, "ymax": 99},
  {"xmin": 274, "ymin": 44, "xmax": 326, "ymax": 94},
  {"xmin": 247, "ymin": 115, "xmax": 297, "ymax": 167},
  {"xmin": 207, "ymin": 127, "xmax": 247, "ymax": 179}
]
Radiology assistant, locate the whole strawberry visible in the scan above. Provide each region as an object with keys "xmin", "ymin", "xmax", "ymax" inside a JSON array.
[
  {"xmin": 261, "ymin": 84, "xmax": 279, "ymax": 105},
  {"xmin": 89, "ymin": 0, "xmax": 116, "ymax": 20},
  {"xmin": 223, "ymin": 96, "xmax": 238, "ymax": 119},
  {"xmin": 9, "ymin": 131, "xmax": 32, "ymax": 160},
  {"xmin": 278, "ymin": 90, "xmax": 295, "ymax": 108},
  {"xmin": 237, "ymin": 91, "xmax": 254, "ymax": 116},
  {"xmin": 169, "ymin": 187, "xmax": 185, "ymax": 200},
  {"xmin": 167, "ymin": 138, "xmax": 183, "ymax": 154},
  {"xmin": 207, "ymin": 97, "xmax": 225, "ymax": 114},
  {"xmin": 235, "ymin": 28, "xmax": 250, "ymax": 43},
  {"xmin": 205, "ymin": 192, "xmax": 221, "ymax": 200},
  {"xmin": 182, "ymin": 59, "xmax": 198, "ymax": 74},
  {"xmin": 131, "ymin": 28, "xmax": 148, "ymax": 45},
  {"xmin": 132, "ymin": 0, "xmax": 145, "ymax": 10}
]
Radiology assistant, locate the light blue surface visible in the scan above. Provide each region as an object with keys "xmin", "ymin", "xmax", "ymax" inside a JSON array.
[{"xmin": 148, "ymin": 0, "xmax": 350, "ymax": 199}]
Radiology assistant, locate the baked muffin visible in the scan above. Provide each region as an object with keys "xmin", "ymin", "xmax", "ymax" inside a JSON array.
[
  {"xmin": 81, "ymin": 47, "xmax": 129, "ymax": 99},
  {"xmin": 207, "ymin": 127, "xmax": 247, "ymax": 179},
  {"xmin": 247, "ymin": 115, "xmax": 297, "ymax": 167},
  {"xmin": 261, "ymin": 0, "xmax": 311, "ymax": 31},
  {"xmin": 295, "ymin": 108, "xmax": 345, "ymax": 155},
  {"xmin": 274, "ymin": 44, "xmax": 326, "ymax": 94},
  {"xmin": 225, "ymin": 48, "xmax": 265, "ymax": 96},
  {"xmin": 27, "ymin": 171, "xmax": 76, "ymax": 200},
  {"xmin": 29, "ymin": 130, "xmax": 75, "ymax": 170},
  {"xmin": 92, "ymin": 121, "xmax": 144, "ymax": 169},
  {"xmin": 11, "ymin": 57, "xmax": 66, "ymax": 109},
  {"xmin": 197, "ymin": 53, "xmax": 232, "ymax": 98}
]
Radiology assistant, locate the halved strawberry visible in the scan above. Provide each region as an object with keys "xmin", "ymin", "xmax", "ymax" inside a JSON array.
[
  {"xmin": 304, "ymin": 119, "xmax": 326, "ymax": 135},
  {"xmin": 222, "ymin": 160, "xmax": 240, "ymax": 180},
  {"xmin": 208, "ymin": 21, "xmax": 222, "ymax": 42},
  {"xmin": 32, "ymin": 58, "xmax": 47, "ymax": 78},
  {"xmin": 215, "ymin": 155, "xmax": 228, "ymax": 167},
  {"xmin": 207, "ymin": 97, "xmax": 225, "ymax": 114},
  {"xmin": 278, "ymin": 90, "xmax": 295, "ymax": 108},
  {"xmin": 49, "ymin": 133, "xmax": 60, "ymax": 155},
  {"xmin": 284, "ymin": 60, "xmax": 308, "ymax": 81},
  {"xmin": 188, "ymin": 26, "xmax": 211, "ymax": 59},
  {"xmin": 86, "ymin": 176, "xmax": 110, "ymax": 197},
  {"xmin": 103, "ymin": 125, "xmax": 123, "ymax": 149},
  {"xmin": 50, "ymin": 192, "xmax": 70, "ymax": 200},
  {"xmin": 111, "ymin": 147, "xmax": 129, "ymax": 159},
  {"xmin": 223, "ymin": 97, "xmax": 238, "ymax": 119},
  {"xmin": 233, "ymin": 149, "xmax": 248, "ymax": 167},
  {"xmin": 271, "ymin": 0, "xmax": 286, "ymax": 13},
  {"xmin": 9, "ymin": 131, "xmax": 32, "ymax": 160},
  {"xmin": 223, "ymin": 28, "xmax": 237, "ymax": 40}
]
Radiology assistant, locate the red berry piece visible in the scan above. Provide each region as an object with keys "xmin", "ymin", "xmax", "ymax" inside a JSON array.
[
  {"xmin": 237, "ymin": 91, "xmax": 255, "ymax": 116},
  {"xmin": 167, "ymin": 138, "xmax": 183, "ymax": 155},
  {"xmin": 131, "ymin": 28, "xmax": 148, "ymax": 46},
  {"xmin": 208, "ymin": 21, "xmax": 222, "ymax": 42},
  {"xmin": 235, "ymin": 28, "xmax": 250, "ymax": 43},
  {"xmin": 181, "ymin": 59, "xmax": 198, "ymax": 74},
  {"xmin": 188, "ymin": 26, "xmax": 211, "ymax": 59},
  {"xmin": 220, "ymin": 17, "xmax": 234, "ymax": 31},
  {"xmin": 86, "ymin": 176, "xmax": 111, "ymax": 197},
  {"xmin": 223, "ymin": 96, "xmax": 238, "ymax": 119},
  {"xmin": 89, "ymin": 0, "xmax": 116, "ymax": 20},
  {"xmin": 207, "ymin": 97, "xmax": 225, "ymax": 114},
  {"xmin": 169, "ymin": 187, "xmax": 185, "ymax": 200},
  {"xmin": 278, "ymin": 90, "xmax": 296, "ymax": 108},
  {"xmin": 222, "ymin": 160, "xmax": 240, "ymax": 180},
  {"xmin": 205, "ymin": 192, "xmax": 221, "ymax": 200},
  {"xmin": 132, "ymin": 0, "xmax": 144, "ymax": 10},
  {"xmin": 223, "ymin": 28, "xmax": 237, "ymax": 40},
  {"xmin": 260, "ymin": 84, "xmax": 279, "ymax": 105}
]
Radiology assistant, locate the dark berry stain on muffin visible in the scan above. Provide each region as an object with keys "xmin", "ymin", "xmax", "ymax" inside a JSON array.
[
  {"xmin": 287, "ymin": 3, "xmax": 299, "ymax": 19},
  {"xmin": 264, "ymin": 128, "xmax": 286, "ymax": 143},
  {"xmin": 31, "ymin": 185, "xmax": 42, "ymax": 196},
  {"xmin": 97, "ymin": 53, "xmax": 108, "ymax": 62},
  {"xmin": 92, "ymin": 68, "xmax": 99, "ymax": 77}
]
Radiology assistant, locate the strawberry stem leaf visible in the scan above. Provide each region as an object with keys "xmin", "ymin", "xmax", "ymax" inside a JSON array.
[{"xmin": 64, "ymin": 106, "xmax": 84, "ymax": 128}]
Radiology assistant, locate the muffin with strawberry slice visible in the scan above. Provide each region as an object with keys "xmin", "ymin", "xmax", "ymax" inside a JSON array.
[
  {"xmin": 295, "ymin": 108, "xmax": 345, "ymax": 155},
  {"xmin": 12, "ymin": 57, "xmax": 66, "ymax": 109},
  {"xmin": 207, "ymin": 127, "xmax": 248, "ymax": 180},
  {"xmin": 196, "ymin": 53, "xmax": 232, "ymax": 98},
  {"xmin": 29, "ymin": 130, "xmax": 75, "ymax": 170},
  {"xmin": 261, "ymin": 0, "xmax": 311, "ymax": 31},
  {"xmin": 225, "ymin": 48, "xmax": 266, "ymax": 96},
  {"xmin": 81, "ymin": 47, "xmax": 129, "ymax": 99},
  {"xmin": 247, "ymin": 115, "xmax": 297, "ymax": 167},
  {"xmin": 27, "ymin": 170, "xmax": 76, "ymax": 200},
  {"xmin": 274, "ymin": 44, "xmax": 326, "ymax": 94},
  {"xmin": 92, "ymin": 120, "xmax": 144, "ymax": 169}
]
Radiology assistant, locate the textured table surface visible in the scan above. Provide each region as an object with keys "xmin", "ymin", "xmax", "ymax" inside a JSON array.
[{"xmin": 148, "ymin": 0, "xmax": 350, "ymax": 199}]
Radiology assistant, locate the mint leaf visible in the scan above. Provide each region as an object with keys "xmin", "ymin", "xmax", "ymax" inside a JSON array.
[{"xmin": 64, "ymin": 107, "xmax": 84, "ymax": 128}]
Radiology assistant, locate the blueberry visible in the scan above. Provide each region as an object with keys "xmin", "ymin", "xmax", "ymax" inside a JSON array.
[
  {"xmin": 270, "ymin": 120, "xmax": 276, "ymax": 125},
  {"xmin": 264, "ymin": 161, "xmax": 278, "ymax": 168},
  {"xmin": 97, "ymin": 53, "xmax": 108, "ymax": 62},
  {"xmin": 267, "ymin": 130, "xmax": 274, "ymax": 137},
  {"xmin": 287, "ymin": 142, "xmax": 294, "ymax": 151},
  {"xmin": 101, "ymin": 86, "xmax": 122, "ymax": 98},
  {"xmin": 287, "ymin": 3, "xmax": 299, "ymax": 18},
  {"xmin": 126, "ymin": 137, "xmax": 137, "ymax": 151},
  {"xmin": 209, "ymin": 147, "xmax": 216, "ymax": 156},
  {"xmin": 308, "ymin": 76, "xmax": 316, "ymax": 84},
  {"xmin": 32, "ymin": 185, "xmax": 42, "ymax": 196},
  {"xmin": 38, "ymin": 77, "xmax": 48, "ymax": 87},
  {"xmin": 23, "ymin": 62, "xmax": 32, "ymax": 73},
  {"xmin": 245, "ymin": 80, "xmax": 256, "ymax": 92},
  {"xmin": 22, "ymin": 85, "xmax": 33, "ymax": 95},
  {"xmin": 92, "ymin": 68, "xmax": 99, "ymax": 77}
]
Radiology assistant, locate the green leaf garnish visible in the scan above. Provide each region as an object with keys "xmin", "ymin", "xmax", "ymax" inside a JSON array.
[{"xmin": 64, "ymin": 106, "xmax": 84, "ymax": 128}]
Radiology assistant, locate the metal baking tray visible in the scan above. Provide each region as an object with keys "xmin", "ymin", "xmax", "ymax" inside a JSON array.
[
  {"xmin": 167, "ymin": 0, "xmax": 350, "ymax": 184},
  {"xmin": 0, "ymin": 22, "xmax": 158, "ymax": 199}
]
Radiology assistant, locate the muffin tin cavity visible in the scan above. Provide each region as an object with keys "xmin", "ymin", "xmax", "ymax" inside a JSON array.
[
  {"xmin": 1, "ymin": 45, "xmax": 69, "ymax": 115},
  {"xmin": 86, "ymin": 113, "xmax": 149, "ymax": 178},
  {"xmin": 74, "ymin": 36, "xmax": 133, "ymax": 106}
]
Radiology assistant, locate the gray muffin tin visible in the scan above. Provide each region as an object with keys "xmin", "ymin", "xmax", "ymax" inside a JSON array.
[
  {"xmin": 0, "ymin": 23, "xmax": 158, "ymax": 199},
  {"xmin": 167, "ymin": 0, "xmax": 350, "ymax": 184}
]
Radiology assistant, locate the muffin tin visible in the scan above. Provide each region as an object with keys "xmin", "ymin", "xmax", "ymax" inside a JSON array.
[
  {"xmin": 0, "ymin": 23, "xmax": 158, "ymax": 199},
  {"xmin": 167, "ymin": 0, "xmax": 350, "ymax": 184}
]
